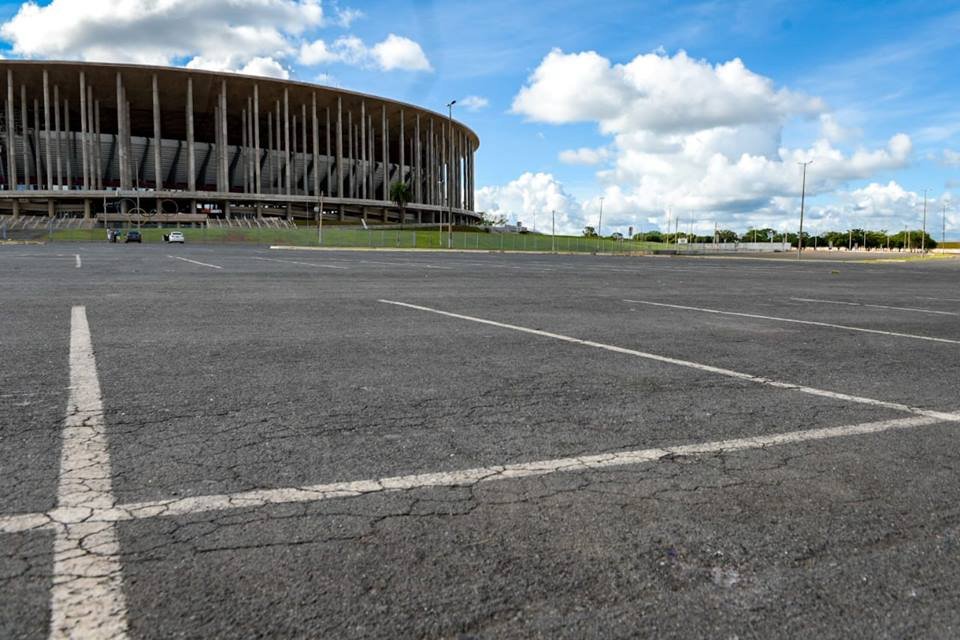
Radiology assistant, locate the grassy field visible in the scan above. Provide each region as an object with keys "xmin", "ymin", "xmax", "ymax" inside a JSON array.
[{"xmin": 50, "ymin": 225, "xmax": 675, "ymax": 254}]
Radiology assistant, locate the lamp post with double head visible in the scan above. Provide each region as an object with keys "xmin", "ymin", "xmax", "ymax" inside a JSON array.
[
  {"xmin": 597, "ymin": 196, "xmax": 604, "ymax": 251},
  {"xmin": 446, "ymin": 100, "xmax": 456, "ymax": 249},
  {"xmin": 797, "ymin": 160, "xmax": 812, "ymax": 260}
]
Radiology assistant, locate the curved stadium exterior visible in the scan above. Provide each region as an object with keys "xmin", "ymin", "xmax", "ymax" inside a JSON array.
[{"xmin": 0, "ymin": 61, "xmax": 479, "ymax": 225}]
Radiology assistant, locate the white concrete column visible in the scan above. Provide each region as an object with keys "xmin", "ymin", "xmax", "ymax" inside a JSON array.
[
  {"xmin": 336, "ymin": 97, "xmax": 343, "ymax": 198},
  {"xmin": 33, "ymin": 99, "xmax": 42, "ymax": 188},
  {"xmin": 368, "ymin": 113, "xmax": 375, "ymax": 198},
  {"xmin": 125, "ymin": 95, "xmax": 133, "ymax": 189},
  {"xmin": 267, "ymin": 108, "xmax": 274, "ymax": 194},
  {"xmin": 241, "ymin": 107, "xmax": 248, "ymax": 194},
  {"xmin": 115, "ymin": 73, "xmax": 127, "ymax": 190},
  {"xmin": 220, "ymin": 80, "xmax": 229, "ymax": 193},
  {"xmin": 20, "ymin": 85, "xmax": 30, "ymax": 190},
  {"xmin": 360, "ymin": 101, "xmax": 366, "ymax": 200},
  {"xmin": 64, "ymin": 98, "xmax": 72, "ymax": 189},
  {"xmin": 312, "ymin": 93, "xmax": 320, "ymax": 198},
  {"xmin": 253, "ymin": 84, "xmax": 261, "ymax": 197},
  {"xmin": 5, "ymin": 69, "xmax": 15, "ymax": 190},
  {"xmin": 152, "ymin": 74, "xmax": 162, "ymax": 191},
  {"xmin": 79, "ymin": 72, "xmax": 89, "ymax": 190},
  {"xmin": 398, "ymin": 109, "xmax": 404, "ymax": 186},
  {"xmin": 283, "ymin": 88, "xmax": 290, "ymax": 196},
  {"xmin": 93, "ymin": 97, "xmax": 102, "ymax": 190},
  {"xmin": 275, "ymin": 101, "xmax": 281, "ymax": 193},
  {"xmin": 43, "ymin": 70, "xmax": 52, "ymax": 190},
  {"xmin": 380, "ymin": 106, "xmax": 386, "ymax": 199},
  {"xmin": 325, "ymin": 105, "xmax": 331, "ymax": 195},
  {"xmin": 186, "ymin": 77, "xmax": 195, "ymax": 192},
  {"xmin": 429, "ymin": 119, "xmax": 435, "ymax": 205},
  {"xmin": 347, "ymin": 110, "xmax": 353, "ymax": 198},
  {"xmin": 301, "ymin": 103, "xmax": 308, "ymax": 196},
  {"xmin": 415, "ymin": 114, "xmax": 421, "ymax": 203},
  {"xmin": 54, "ymin": 85, "xmax": 62, "ymax": 189},
  {"xmin": 214, "ymin": 103, "xmax": 221, "ymax": 191},
  {"xmin": 291, "ymin": 113, "xmax": 297, "ymax": 195}
]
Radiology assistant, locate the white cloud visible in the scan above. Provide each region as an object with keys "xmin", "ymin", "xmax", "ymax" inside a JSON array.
[
  {"xmin": 0, "ymin": 1, "xmax": 405, "ymax": 78},
  {"xmin": 239, "ymin": 57, "xmax": 291, "ymax": 80},
  {"xmin": 459, "ymin": 95, "xmax": 489, "ymax": 111},
  {"xmin": 334, "ymin": 7, "xmax": 363, "ymax": 28},
  {"xmin": 370, "ymin": 34, "xmax": 432, "ymax": 72},
  {"xmin": 944, "ymin": 149, "xmax": 960, "ymax": 166},
  {"xmin": 476, "ymin": 172, "xmax": 584, "ymax": 234},
  {"xmin": 819, "ymin": 114, "xmax": 861, "ymax": 143},
  {"xmin": 512, "ymin": 48, "xmax": 824, "ymax": 133},
  {"xmin": 558, "ymin": 147, "xmax": 609, "ymax": 165},
  {"xmin": 185, "ymin": 55, "xmax": 290, "ymax": 79},
  {"xmin": 298, "ymin": 33, "xmax": 432, "ymax": 72},
  {"xmin": 801, "ymin": 182, "xmax": 958, "ymax": 235},
  {"xmin": 507, "ymin": 47, "xmax": 914, "ymax": 232},
  {"xmin": 299, "ymin": 39, "xmax": 339, "ymax": 66},
  {"xmin": 1, "ymin": 0, "xmax": 322, "ymax": 70},
  {"xmin": 331, "ymin": 35, "xmax": 368, "ymax": 66}
]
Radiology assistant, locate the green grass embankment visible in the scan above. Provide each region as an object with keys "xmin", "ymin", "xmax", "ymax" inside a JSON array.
[{"xmin": 50, "ymin": 226, "xmax": 674, "ymax": 253}]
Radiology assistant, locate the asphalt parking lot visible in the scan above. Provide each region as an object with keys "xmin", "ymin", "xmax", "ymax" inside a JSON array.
[{"xmin": 2, "ymin": 242, "xmax": 959, "ymax": 639}]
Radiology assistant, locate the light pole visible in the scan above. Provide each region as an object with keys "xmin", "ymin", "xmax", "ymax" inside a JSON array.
[
  {"xmin": 551, "ymin": 209, "xmax": 556, "ymax": 253},
  {"xmin": 437, "ymin": 178, "xmax": 444, "ymax": 247},
  {"xmin": 597, "ymin": 196, "xmax": 604, "ymax": 251},
  {"xmin": 943, "ymin": 204, "xmax": 947, "ymax": 245},
  {"xmin": 317, "ymin": 192, "xmax": 324, "ymax": 244},
  {"xmin": 922, "ymin": 188, "xmax": 928, "ymax": 252},
  {"xmin": 446, "ymin": 99, "xmax": 456, "ymax": 249},
  {"xmin": 797, "ymin": 160, "xmax": 812, "ymax": 260},
  {"xmin": 598, "ymin": 196, "xmax": 604, "ymax": 236}
]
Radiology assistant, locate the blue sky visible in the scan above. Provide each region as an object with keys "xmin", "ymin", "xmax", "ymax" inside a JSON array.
[{"xmin": 1, "ymin": 0, "xmax": 958, "ymax": 237}]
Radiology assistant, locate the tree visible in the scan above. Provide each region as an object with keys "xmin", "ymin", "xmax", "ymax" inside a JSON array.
[
  {"xmin": 478, "ymin": 211, "xmax": 507, "ymax": 227},
  {"xmin": 389, "ymin": 181, "xmax": 411, "ymax": 226},
  {"xmin": 582, "ymin": 226, "xmax": 598, "ymax": 237},
  {"xmin": 889, "ymin": 229, "xmax": 937, "ymax": 251},
  {"xmin": 743, "ymin": 228, "xmax": 775, "ymax": 243}
]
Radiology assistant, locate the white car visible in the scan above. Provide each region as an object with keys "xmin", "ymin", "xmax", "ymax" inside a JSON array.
[{"xmin": 165, "ymin": 231, "xmax": 185, "ymax": 244}]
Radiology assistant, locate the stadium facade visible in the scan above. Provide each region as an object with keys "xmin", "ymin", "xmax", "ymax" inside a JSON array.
[{"xmin": 0, "ymin": 61, "xmax": 479, "ymax": 224}]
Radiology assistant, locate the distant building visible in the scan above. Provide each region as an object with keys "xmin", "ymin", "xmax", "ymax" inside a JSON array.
[{"xmin": 0, "ymin": 61, "xmax": 479, "ymax": 225}]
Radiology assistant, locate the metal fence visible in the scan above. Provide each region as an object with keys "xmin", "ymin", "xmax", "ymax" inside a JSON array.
[{"xmin": 34, "ymin": 223, "xmax": 678, "ymax": 254}]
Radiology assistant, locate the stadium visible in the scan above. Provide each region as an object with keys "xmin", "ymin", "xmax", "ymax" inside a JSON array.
[{"xmin": 0, "ymin": 60, "xmax": 479, "ymax": 225}]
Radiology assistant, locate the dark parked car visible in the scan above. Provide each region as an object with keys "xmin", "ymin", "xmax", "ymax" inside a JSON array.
[{"xmin": 125, "ymin": 230, "xmax": 142, "ymax": 243}]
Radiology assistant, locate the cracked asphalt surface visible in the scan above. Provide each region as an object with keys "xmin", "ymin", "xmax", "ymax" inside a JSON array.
[{"xmin": 2, "ymin": 242, "xmax": 960, "ymax": 638}]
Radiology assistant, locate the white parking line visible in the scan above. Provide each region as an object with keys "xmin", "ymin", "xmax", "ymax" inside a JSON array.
[
  {"xmin": 0, "ymin": 414, "xmax": 950, "ymax": 532},
  {"xmin": 381, "ymin": 299, "xmax": 960, "ymax": 421},
  {"xmin": 74, "ymin": 254, "xmax": 81, "ymax": 269},
  {"xmin": 0, "ymin": 512, "xmax": 51, "ymax": 534},
  {"xmin": 169, "ymin": 255, "xmax": 223, "ymax": 270},
  {"xmin": 358, "ymin": 259, "xmax": 453, "ymax": 270},
  {"xmin": 251, "ymin": 256, "xmax": 347, "ymax": 269},
  {"xmin": 919, "ymin": 296, "xmax": 960, "ymax": 303},
  {"xmin": 117, "ymin": 414, "xmax": 945, "ymax": 519},
  {"xmin": 624, "ymin": 299, "xmax": 960, "ymax": 346},
  {"xmin": 49, "ymin": 306, "xmax": 128, "ymax": 639},
  {"xmin": 791, "ymin": 297, "xmax": 958, "ymax": 316}
]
